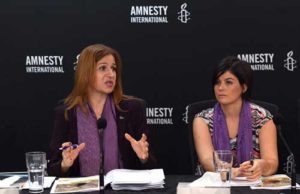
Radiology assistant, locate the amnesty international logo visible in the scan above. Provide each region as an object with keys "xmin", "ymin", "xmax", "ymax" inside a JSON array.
[
  {"xmin": 177, "ymin": 3, "xmax": 191, "ymax": 23},
  {"xmin": 25, "ymin": 56, "xmax": 64, "ymax": 73},
  {"xmin": 146, "ymin": 107, "xmax": 173, "ymax": 125},
  {"xmin": 130, "ymin": 6, "xmax": 168, "ymax": 23},
  {"xmin": 284, "ymin": 51, "xmax": 297, "ymax": 71},
  {"xmin": 237, "ymin": 53, "xmax": 275, "ymax": 71},
  {"xmin": 73, "ymin": 54, "xmax": 80, "ymax": 70},
  {"xmin": 182, "ymin": 105, "xmax": 189, "ymax": 124}
]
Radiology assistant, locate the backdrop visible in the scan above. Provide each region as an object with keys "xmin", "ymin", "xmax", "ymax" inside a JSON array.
[{"xmin": 0, "ymin": 0, "xmax": 299, "ymax": 174}]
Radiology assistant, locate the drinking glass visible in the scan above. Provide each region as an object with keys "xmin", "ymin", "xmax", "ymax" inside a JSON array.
[
  {"xmin": 213, "ymin": 150, "xmax": 233, "ymax": 183},
  {"xmin": 25, "ymin": 152, "xmax": 46, "ymax": 193}
]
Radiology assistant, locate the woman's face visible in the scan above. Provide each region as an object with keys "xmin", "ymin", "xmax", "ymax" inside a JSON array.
[
  {"xmin": 214, "ymin": 71, "xmax": 247, "ymax": 105},
  {"xmin": 89, "ymin": 54, "xmax": 117, "ymax": 95}
]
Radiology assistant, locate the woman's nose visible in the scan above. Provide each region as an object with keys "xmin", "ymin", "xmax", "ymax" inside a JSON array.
[
  {"xmin": 217, "ymin": 83, "xmax": 224, "ymax": 90},
  {"xmin": 107, "ymin": 68, "xmax": 115, "ymax": 77}
]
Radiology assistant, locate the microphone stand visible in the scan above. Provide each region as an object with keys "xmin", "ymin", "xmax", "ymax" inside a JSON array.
[
  {"xmin": 277, "ymin": 124, "xmax": 296, "ymax": 193},
  {"xmin": 97, "ymin": 117, "xmax": 107, "ymax": 194},
  {"xmin": 99, "ymin": 129, "xmax": 105, "ymax": 194}
]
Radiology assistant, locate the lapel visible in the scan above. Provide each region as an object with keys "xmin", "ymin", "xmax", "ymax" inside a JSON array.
[{"xmin": 116, "ymin": 101, "xmax": 127, "ymax": 135}]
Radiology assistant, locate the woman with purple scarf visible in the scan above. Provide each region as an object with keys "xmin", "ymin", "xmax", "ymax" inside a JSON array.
[
  {"xmin": 193, "ymin": 56, "xmax": 278, "ymax": 181},
  {"xmin": 48, "ymin": 44, "xmax": 156, "ymax": 177}
]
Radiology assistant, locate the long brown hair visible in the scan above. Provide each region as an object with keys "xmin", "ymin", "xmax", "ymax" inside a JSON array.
[{"xmin": 64, "ymin": 44, "xmax": 128, "ymax": 118}]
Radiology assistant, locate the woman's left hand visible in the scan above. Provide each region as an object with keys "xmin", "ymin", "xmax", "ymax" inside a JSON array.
[
  {"xmin": 240, "ymin": 159, "xmax": 263, "ymax": 181},
  {"xmin": 125, "ymin": 133, "xmax": 149, "ymax": 162}
]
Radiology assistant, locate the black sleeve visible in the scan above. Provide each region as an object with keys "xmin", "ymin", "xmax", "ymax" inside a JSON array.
[
  {"xmin": 131, "ymin": 98, "xmax": 157, "ymax": 169},
  {"xmin": 47, "ymin": 105, "xmax": 79, "ymax": 177}
]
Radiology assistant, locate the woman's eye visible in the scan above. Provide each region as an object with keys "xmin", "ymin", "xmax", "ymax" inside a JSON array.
[
  {"xmin": 98, "ymin": 66, "xmax": 106, "ymax": 71},
  {"xmin": 226, "ymin": 81, "xmax": 233, "ymax": 85}
]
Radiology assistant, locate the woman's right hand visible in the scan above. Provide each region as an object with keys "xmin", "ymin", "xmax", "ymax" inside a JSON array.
[
  {"xmin": 231, "ymin": 167, "xmax": 242, "ymax": 179},
  {"xmin": 61, "ymin": 142, "xmax": 85, "ymax": 173},
  {"xmin": 239, "ymin": 159, "xmax": 263, "ymax": 181}
]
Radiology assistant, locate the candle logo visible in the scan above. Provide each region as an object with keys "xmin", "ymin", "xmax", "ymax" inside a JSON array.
[
  {"xmin": 177, "ymin": 3, "xmax": 191, "ymax": 23},
  {"xmin": 182, "ymin": 105, "xmax": 189, "ymax": 124},
  {"xmin": 284, "ymin": 51, "xmax": 297, "ymax": 71}
]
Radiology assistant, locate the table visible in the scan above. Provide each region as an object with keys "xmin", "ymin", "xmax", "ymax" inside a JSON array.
[{"xmin": 1, "ymin": 175, "xmax": 299, "ymax": 194}]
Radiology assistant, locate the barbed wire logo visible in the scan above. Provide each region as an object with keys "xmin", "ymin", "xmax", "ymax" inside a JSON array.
[
  {"xmin": 182, "ymin": 105, "xmax": 189, "ymax": 124},
  {"xmin": 283, "ymin": 155, "xmax": 295, "ymax": 175},
  {"xmin": 284, "ymin": 51, "xmax": 297, "ymax": 71},
  {"xmin": 73, "ymin": 54, "xmax": 80, "ymax": 70},
  {"xmin": 177, "ymin": 3, "xmax": 191, "ymax": 23}
]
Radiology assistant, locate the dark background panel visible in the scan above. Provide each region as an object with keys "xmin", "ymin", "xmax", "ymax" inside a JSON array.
[{"xmin": 0, "ymin": 0, "xmax": 299, "ymax": 174}]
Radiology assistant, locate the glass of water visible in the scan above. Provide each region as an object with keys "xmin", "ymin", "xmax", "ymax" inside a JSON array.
[
  {"xmin": 213, "ymin": 150, "xmax": 233, "ymax": 183},
  {"xmin": 25, "ymin": 152, "xmax": 46, "ymax": 193}
]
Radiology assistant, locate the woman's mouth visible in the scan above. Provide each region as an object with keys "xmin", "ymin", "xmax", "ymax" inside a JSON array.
[
  {"xmin": 218, "ymin": 94, "xmax": 226, "ymax": 97},
  {"xmin": 105, "ymin": 80, "xmax": 114, "ymax": 88}
]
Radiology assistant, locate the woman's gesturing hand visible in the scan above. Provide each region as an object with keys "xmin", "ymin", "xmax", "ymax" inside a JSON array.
[
  {"xmin": 125, "ymin": 133, "xmax": 149, "ymax": 162},
  {"xmin": 61, "ymin": 142, "xmax": 85, "ymax": 172}
]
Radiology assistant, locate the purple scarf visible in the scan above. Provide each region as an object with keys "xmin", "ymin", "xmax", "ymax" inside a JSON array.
[
  {"xmin": 212, "ymin": 101, "xmax": 252, "ymax": 165},
  {"xmin": 101, "ymin": 95, "xmax": 121, "ymax": 173},
  {"xmin": 77, "ymin": 95, "xmax": 120, "ymax": 176}
]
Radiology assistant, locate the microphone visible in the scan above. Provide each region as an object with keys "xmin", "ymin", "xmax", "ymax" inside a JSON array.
[
  {"xmin": 97, "ymin": 117, "xmax": 107, "ymax": 130},
  {"xmin": 273, "ymin": 114, "xmax": 296, "ymax": 190},
  {"xmin": 97, "ymin": 117, "xmax": 107, "ymax": 190}
]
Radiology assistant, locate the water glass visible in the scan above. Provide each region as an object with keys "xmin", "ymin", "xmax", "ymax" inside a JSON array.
[
  {"xmin": 25, "ymin": 152, "xmax": 46, "ymax": 193},
  {"xmin": 213, "ymin": 150, "xmax": 233, "ymax": 183}
]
